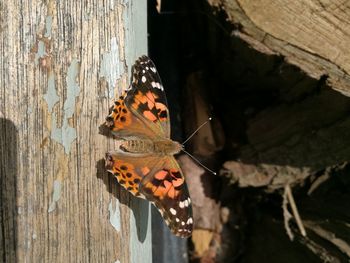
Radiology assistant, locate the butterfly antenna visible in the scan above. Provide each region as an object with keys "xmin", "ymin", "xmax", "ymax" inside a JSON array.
[
  {"xmin": 181, "ymin": 148, "xmax": 217, "ymax": 175},
  {"xmin": 182, "ymin": 117, "xmax": 212, "ymax": 145}
]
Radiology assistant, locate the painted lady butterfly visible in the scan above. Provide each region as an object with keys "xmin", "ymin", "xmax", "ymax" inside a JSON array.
[{"xmin": 105, "ymin": 55, "xmax": 193, "ymax": 237}]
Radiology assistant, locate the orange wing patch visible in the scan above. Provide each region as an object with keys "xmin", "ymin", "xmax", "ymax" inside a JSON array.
[
  {"xmin": 105, "ymin": 153, "xmax": 143, "ymax": 198},
  {"xmin": 105, "ymin": 94, "xmax": 132, "ymax": 131},
  {"xmin": 139, "ymin": 164, "xmax": 193, "ymax": 238},
  {"xmin": 130, "ymin": 90, "xmax": 168, "ymax": 123},
  {"xmin": 142, "ymin": 169, "xmax": 184, "ymax": 200}
]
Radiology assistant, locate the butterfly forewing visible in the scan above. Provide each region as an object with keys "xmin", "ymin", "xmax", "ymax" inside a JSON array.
[
  {"xmin": 106, "ymin": 93, "xmax": 159, "ymax": 139},
  {"xmin": 125, "ymin": 56, "xmax": 171, "ymax": 138}
]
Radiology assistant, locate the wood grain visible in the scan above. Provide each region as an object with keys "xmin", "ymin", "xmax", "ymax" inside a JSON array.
[
  {"xmin": 0, "ymin": 0, "xmax": 151, "ymax": 262},
  {"xmin": 209, "ymin": 0, "xmax": 350, "ymax": 96}
]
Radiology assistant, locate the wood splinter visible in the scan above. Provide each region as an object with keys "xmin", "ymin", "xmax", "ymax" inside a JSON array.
[{"xmin": 282, "ymin": 184, "xmax": 307, "ymax": 240}]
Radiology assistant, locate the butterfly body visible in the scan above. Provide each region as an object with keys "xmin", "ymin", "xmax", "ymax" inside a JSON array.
[
  {"xmin": 116, "ymin": 138, "xmax": 183, "ymax": 156},
  {"xmin": 104, "ymin": 56, "xmax": 193, "ymax": 237}
]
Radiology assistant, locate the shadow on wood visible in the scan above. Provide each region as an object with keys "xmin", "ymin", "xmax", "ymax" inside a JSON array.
[
  {"xmin": 0, "ymin": 118, "xmax": 18, "ymax": 262},
  {"xmin": 96, "ymin": 158, "xmax": 149, "ymax": 243}
]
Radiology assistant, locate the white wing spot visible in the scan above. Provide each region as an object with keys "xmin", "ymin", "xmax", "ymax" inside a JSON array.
[
  {"xmin": 141, "ymin": 76, "xmax": 146, "ymax": 83},
  {"xmin": 170, "ymin": 208, "xmax": 177, "ymax": 215},
  {"xmin": 179, "ymin": 201, "xmax": 184, "ymax": 208},
  {"xmin": 181, "ymin": 221, "xmax": 185, "ymax": 226},
  {"xmin": 146, "ymin": 66, "xmax": 149, "ymax": 70},
  {"xmin": 151, "ymin": 81, "xmax": 163, "ymax": 90},
  {"xmin": 150, "ymin": 67, "xmax": 156, "ymax": 72},
  {"xmin": 184, "ymin": 200, "xmax": 189, "ymax": 207},
  {"xmin": 187, "ymin": 218, "xmax": 193, "ymax": 224},
  {"xmin": 176, "ymin": 218, "xmax": 180, "ymax": 222}
]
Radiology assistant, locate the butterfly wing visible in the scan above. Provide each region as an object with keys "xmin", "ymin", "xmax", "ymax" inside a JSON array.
[
  {"xmin": 105, "ymin": 151, "xmax": 193, "ymax": 238},
  {"xmin": 105, "ymin": 56, "xmax": 171, "ymax": 139},
  {"xmin": 105, "ymin": 151, "xmax": 159, "ymax": 198},
  {"xmin": 105, "ymin": 92, "xmax": 159, "ymax": 139},
  {"xmin": 139, "ymin": 156, "xmax": 193, "ymax": 237},
  {"xmin": 125, "ymin": 55, "xmax": 171, "ymax": 138}
]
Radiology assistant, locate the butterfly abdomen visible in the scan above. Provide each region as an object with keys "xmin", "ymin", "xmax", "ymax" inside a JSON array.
[
  {"xmin": 120, "ymin": 139, "xmax": 182, "ymax": 155},
  {"xmin": 120, "ymin": 139, "xmax": 153, "ymax": 153}
]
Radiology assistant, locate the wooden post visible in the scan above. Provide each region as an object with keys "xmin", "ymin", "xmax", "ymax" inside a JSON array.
[{"xmin": 0, "ymin": 1, "xmax": 152, "ymax": 262}]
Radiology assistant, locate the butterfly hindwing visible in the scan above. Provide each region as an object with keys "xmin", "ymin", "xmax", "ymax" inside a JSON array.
[
  {"xmin": 140, "ymin": 156, "xmax": 193, "ymax": 237},
  {"xmin": 105, "ymin": 151, "xmax": 193, "ymax": 237}
]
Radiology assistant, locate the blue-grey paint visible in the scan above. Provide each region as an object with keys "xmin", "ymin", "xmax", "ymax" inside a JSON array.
[
  {"xmin": 48, "ymin": 180, "xmax": 62, "ymax": 213},
  {"xmin": 44, "ymin": 16, "xmax": 53, "ymax": 38},
  {"xmin": 51, "ymin": 59, "xmax": 80, "ymax": 154},
  {"xmin": 64, "ymin": 59, "xmax": 80, "ymax": 117},
  {"xmin": 35, "ymin": 41, "xmax": 46, "ymax": 65},
  {"xmin": 108, "ymin": 199, "xmax": 121, "ymax": 232},
  {"xmin": 51, "ymin": 114, "xmax": 77, "ymax": 154},
  {"xmin": 120, "ymin": 1, "xmax": 152, "ymax": 262},
  {"xmin": 124, "ymin": 1, "xmax": 148, "ymax": 76},
  {"xmin": 100, "ymin": 37, "xmax": 124, "ymax": 98},
  {"xmin": 44, "ymin": 74, "xmax": 59, "ymax": 112},
  {"xmin": 130, "ymin": 199, "xmax": 152, "ymax": 263}
]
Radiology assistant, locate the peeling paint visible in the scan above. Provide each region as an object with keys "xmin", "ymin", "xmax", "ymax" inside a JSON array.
[
  {"xmin": 108, "ymin": 199, "xmax": 121, "ymax": 232},
  {"xmin": 27, "ymin": 106, "xmax": 33, "ymax": 114},
  {"xmin": 44, "ymin": 16, "xmax": 53, "ymax": 38},
  {"xmin": 51, "ymin": 114, "xmax": 77, "ymax": 154},
  {"xmin": 48, "ymin": 180, "xmax": 62, "ymax": 213},
  {"xmin": 44, "ymin": 73, "xmax": 59, "ymax": 112},
  {"xmin": 100, "ymin": 37, "xmax": 124, "ymax": 98},
  {"xmin": 35, "ymin": 41, "xmax": 47, "ymax": 65},
  {"xmin": 64, "ymin": 59, "xmax": 80, "ymax": 116},
  {"xmin": 50, "ymin": 59, "xmax": 80, "ymax": 154}
]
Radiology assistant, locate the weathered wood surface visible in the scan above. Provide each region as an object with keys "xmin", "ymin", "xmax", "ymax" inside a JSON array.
[
  {"xmin": 0, "ymin": 1, "xmax": 151, "ymax": 262},
  {"xmin": 221, "ymin": 68, "xmax": 350, "ymax": 190},
  {"xmin": 208, "ymin": 0, "xmax": 350, "ymax": 96}
]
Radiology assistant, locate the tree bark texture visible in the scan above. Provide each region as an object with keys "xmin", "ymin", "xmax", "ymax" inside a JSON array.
[
  {"xmin": 208, "ymin": 0, "xmax": 350, "ymax": 97},
  {"xmin": 0, "ymin": 1, "xmax": 151, "ymax": 262}
]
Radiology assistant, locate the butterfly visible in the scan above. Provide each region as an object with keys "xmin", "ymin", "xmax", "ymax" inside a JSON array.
[{"xmin": 104, "ymin": 55, "xmax": 193, "ymax": 237}]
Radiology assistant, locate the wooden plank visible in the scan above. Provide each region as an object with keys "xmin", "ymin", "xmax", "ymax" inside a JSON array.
[{"xmin": 0, "ymin": 0, "xmax": 151, "ymax": 262}]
